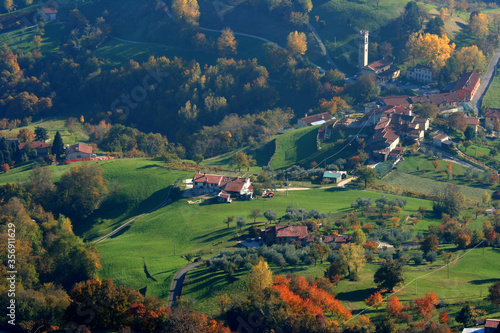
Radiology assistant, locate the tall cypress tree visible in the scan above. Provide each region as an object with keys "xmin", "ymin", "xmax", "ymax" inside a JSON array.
[{"xmin": 52, "ymin": 131, "xmax": 65, "ymax": 160}]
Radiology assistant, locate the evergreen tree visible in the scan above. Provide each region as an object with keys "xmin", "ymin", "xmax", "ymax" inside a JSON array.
[
  {"xmin": 52, "ymin": 131, "xmax": 65, "ymax": 159},
  {"xmin": 35, "ymin": 126, "xmax": 49, "ymax": 141}
]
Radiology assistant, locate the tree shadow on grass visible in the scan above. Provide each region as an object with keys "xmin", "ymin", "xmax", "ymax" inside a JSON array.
[
  {"xmin": 336, "ymin": 287, "xmax": 378, "ymax": 303},
  {"xmin": 469, "ymin": 278, "xmax": 500, "ymax": 285}
]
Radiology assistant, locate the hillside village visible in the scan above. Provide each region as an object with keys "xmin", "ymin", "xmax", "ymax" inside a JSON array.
[{"xmin": 2, "ymin": 0, "xmax": 500, "ymax": 331}]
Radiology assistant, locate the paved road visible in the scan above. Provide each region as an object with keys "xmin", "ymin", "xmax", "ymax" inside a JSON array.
[
  {"xmin": 307, "ymin": 23, "xmax": 341, "ymax": 72},
  {"xmin": 470, "ymin": 48, "xmax": 500, "ymax": 114},
  {"xmin": 168, "ymin": 262, "xmax": 202, "ymax": 307}
]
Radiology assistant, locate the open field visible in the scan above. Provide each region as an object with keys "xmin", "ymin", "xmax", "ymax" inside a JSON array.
[
  {"xmin": 483, "ymin": 66, "xmax": 500, "ymax": 109},
  {"xmin": 0, "ymin": 23, "xmax": 64, "ymax": 54},
  {"xmin": 270, "ymin": 126, "xmax": 319, "ymax": 169},
  {"xmin": 1, "ymin": 118, "xmax": 89, "ymax": 145},
  {"xmin": 97, "ymin": 187, "xmax": 438, "ymax": 300},
  {"xmin": 182, "ymin": 245, "xmax": 500, "ymax": 328},
  {"xmin": 379, "ymin": 170, "xmax": 493, "ymax": 201}
]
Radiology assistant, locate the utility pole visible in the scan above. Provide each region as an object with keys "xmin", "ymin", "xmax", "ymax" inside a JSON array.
[
  {"xmin": 415, "ymin": 278, "xmax": 418, "ymax": 295},
  {"xmin": 286, "ymin": 176, "xmax": 289, "ymax": 197},
  {"xmin": 174, "ymin": 236, "xmax": 176, "ymax": 256}
]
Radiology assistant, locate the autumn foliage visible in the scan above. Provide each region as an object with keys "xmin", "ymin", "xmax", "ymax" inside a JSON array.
[
  {"xmin": 287, "ymin": 31, "xmax": 308, "ymax": 55},
  {"xmin": 406, "ymin": 33, "xmax": 455, "ymax": 72},
  {"xmin": 414, "ymin": 291, "xmax": 439, "ymax": 321},
  {"xmin": 365, "ymin": 291, "xmax": 384, "ymax": 309},
  {"xmin": 387, "ymin": 296, "xmax": 403, "ymax": 316}
]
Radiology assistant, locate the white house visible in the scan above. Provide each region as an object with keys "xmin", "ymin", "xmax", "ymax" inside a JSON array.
[
  {"xmin": 406, "ymin": 64, "xmax": 433, "ymax": 83},
  {"xmin": 433, "ymin": 134, "xmax": 450, "ymax": 148},
  {"xmin": 297, "ymin": 112, "xmax": 332, "ymax": 128},
  {"xmin": 192, "ymin": 173, "xmax": 253, "ymax": 200},
  {"xmin": 40, "ymin": 8, "xmax": 58, "ymax": 20}
]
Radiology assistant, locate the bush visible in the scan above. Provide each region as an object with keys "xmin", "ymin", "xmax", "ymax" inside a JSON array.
[
  {"xmin": 426, "ymin": 251, "xmax": 437, "ymax": 263},
  {"xmin": 414, "ymin": 252, "xmax": 424, "ymax": 265}
]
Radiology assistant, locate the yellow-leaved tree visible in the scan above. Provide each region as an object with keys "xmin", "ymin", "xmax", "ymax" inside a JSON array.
[
  {"xmin": 469, "ymin": 12, "xmax": 489, "ymax": 38},
  {"xmin": 172, "ymin": 0, "xmax": 200, "ymax": 26},
  {"xmin": 455, "ymin": 45, "xmax": 487, "ymax": 74},
  {"xmin": 406, "ymin": 33, "xmax": 455, "ymax": 73},
  {"xmin": 246, "ymin": 259, "xmax": 273, "ymax": 293},
  {"xmin": 338, "ymin": 243, "xmax": 366, "ymax": 280},
  {"xmin": 287, "ymin": 31, "xmax": 307, "ymax": 55},
  {"xmin": 217, "ymin": 28, "xmax": 237, "ymax": 57}
]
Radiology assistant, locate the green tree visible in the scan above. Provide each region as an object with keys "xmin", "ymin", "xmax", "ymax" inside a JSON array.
[
  {"xmin": 248, "ymin": 209, "xmax": 262, "ymax": 223},
  {"xmin": 455, "ymin": 304, "xmax": 479, "ymax": 327},
  {"xmin": 374, "ymin": 259, "xmax": 405, "ymax": 292},
  {"xmin": 352, "ymin": 229, "xmax": 367, "ymax": 245},
  {"xmin": 51, "ymin": 131, "xmax": 65, "ymax": 160},
  {"xmin": 488, "ymin": 281, "xmax": 500, "ymax": 307},
  {"xmin": 324, "ymin": 261, "xmax": 344, "ymax": 283},
  {"xmin": 223, "ymin": 215, "xmax": 234, "ymax": 229},
  {"xmin": 263, "ymin": 209, "xmax": 277, "ymax": 223},
  {"xmin": 236, "ymin": 217, "xmax": 246, "ymax": 231},
  {"xmin": 355, "ymin": 166, "xmax": 378, "ymax": 188},
  {"xmin": 56, "ymin": 164, "xmax": 108, "ymax": 221},
  {"xmin": 193, "ymin": 154, "xmax": 204, "ymax": 165},
  {"xmin": 308, "ymin": 243, "xmax": 329, "ymax": 266},
  {"xmin": 34, "ymin": 126, "xmax": 49, "ymax": 141}
]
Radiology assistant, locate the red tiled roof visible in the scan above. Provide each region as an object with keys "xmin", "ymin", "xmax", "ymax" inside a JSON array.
[
  {"xmin": 224, "ymin": 181, "xmax": 246, "ymax": 193},
  {"xmin": 414, "ymin": 117, "xmax": 429, "ymax": 123},
  {"xmin": 275, "ymin": 225, "xmax": 308, "ymax": 239},
  {"xmin": 300, "ymin": 112, "xmax": 331, "ymax": 124},
  {"xmin": 334, "ymin": 235, "xmax": 352, "ymax": 243},
  {"xmin": 409, "ymin": 95, "xmax": 430, "ymax": 104},
  {"xmin": 427, "ymin": 92, "xmax": 462, "ymax": 105},
  {"xmin": 66, "ymin": 143, "xmax": 92, "ymax": 155},
  {"xmin": 434, "ymin": 134, "xmax": 449, "ymax": 140},
  {"xmin": 453, "ymin": 72, "xmax": 481, "ymax": 92},
  {"xmin": 485, "ymin": 108, "xmax": 500, "ymax": 119},
  {"xmin": 42, "ymin": 8, "xmax": 58, "ymax": 14},
  {"xmin": 19, "ymin": 141, "xmax": 49, "ymax": 150},
  {"xmin": 485, "ymin": 319, "xmax": 500, "ymax": 329},
  {"xmin": 380, "ymin": 95, "xmax": 411, "ymax": 108},
  {"xmin": 465, "ymin": 117, "xmax": 480, "ymax": 125},
  {"xmin": 193, "ymin": 173, "xmax": 223, "ymax": 184},
  {"xmin": 366, "ymin": 59, "xmax": 392, "ymax": 71},
  {"xmin": 375, "ymin": 117, "xmax": 391, "ymax": 130}
]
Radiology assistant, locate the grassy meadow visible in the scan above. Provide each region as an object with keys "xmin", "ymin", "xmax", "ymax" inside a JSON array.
[
  {"xmin": 483, "ymin": 66, "xmax": 500, "ymax": 109},
  {"xmin": 97, "ymin": 185, "xmax": 438, "ymax": 300},
  {"xmin": 182, "ymin": 245, "xmax": 500, "ymax": 329}
]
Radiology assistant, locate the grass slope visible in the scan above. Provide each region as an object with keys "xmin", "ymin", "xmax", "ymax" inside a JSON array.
[
  {"xmin": 97, "ymin": 187, "xmax": 437, "ymax": 300},
  {"xmin": 0, "ymin": 23, "xmax": 64, "ymax": 54},
  {"xmin": 183, "ymin": 245, "xmax": 500, "ymax": 326},
  {"xmin": 270, "ymin": 126, "xmax": 319, "ymax": 169},
  {"xmin": 483, "ymin": 66, "xmax": 500, "ymax": 109},
  {"xmin": 2, "ymin": 118, "xmax": 89, "ymax": 145}
]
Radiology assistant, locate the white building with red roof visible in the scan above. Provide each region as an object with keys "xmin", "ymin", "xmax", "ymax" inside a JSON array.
[
  {"xmin": 297, "ymin": 112, "xmax": 332, "ymax": 128},
  {"xmin": 192, "ymin": 173, "xmax": 253, "ymax": 201},
  {"xmin": 40, "ymin": 8, "xmax": 58, "ymax": 20},
  {"xmin": 452, "ymin": 72, "xmax": 481, "ymax": 101}
]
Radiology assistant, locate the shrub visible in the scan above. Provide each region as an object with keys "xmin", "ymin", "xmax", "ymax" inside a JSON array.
[
  {"xmin": 414, "ymin": 252, "xmax": 424, "ymax": 265},
  {"xmin": 426, "ymin": 251, "xmax": 437, "ymax": 263}
]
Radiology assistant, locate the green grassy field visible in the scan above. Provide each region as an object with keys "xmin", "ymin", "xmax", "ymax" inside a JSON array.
[
  {"xmin": 270, "ymin": 126, "xmax": 319, "ymax": 169},
  {"xmin": 483, "ymin": 67, "xmax": 500, "ymax": 109},
  {"xmin": 0, "ymin": 23, "xmax": 64, "ymax": 54},
  {"xmin": 183, "ymin": 245, "xmax": 500, "ymax": 328},
  {"xmin": 201, "ymin": 147, "xmax": 263, "ymax": 174},
  {"xmin": 1, "ymin": 118, "xmax": 89, "ymax": 145},
  {"xmin": 97, "ymin": 187, "xmax": 437, "ymax": 300},
  {"xmin": 379, "ymin": 170, "xmax": 493, "ymax": 201}
]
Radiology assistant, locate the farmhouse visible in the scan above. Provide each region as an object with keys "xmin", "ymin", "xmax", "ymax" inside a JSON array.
[
  {"xmin": 406, "ymin": 64, "xmax": 433, "ymax": 83},
  {"xmin": 19, "ymin": 141, "xmax": 50, "ymax": 156},
  {"xmin": 380, "ymin": 92, "xmax": 464, "ymax": 111},
  {"xmin": 264, "ymin": 225, "xmax": 308, "ymax": 244},
  {"xmin": 452, "ymin": 72, "xmax": 481, "ymax": 101},
  {"xmin": 322, "ymin": 234, "xmax": 353, "ymax": 249},
  {"xmin": 322, "ymin": 171, "xmax": 347, "ymax": 183},
  {"xmin": 297, "ymin": 112, "xmax": 332, "ymax": 127},
  {"xmin": 485, "ymin": 108, "xmax": 500, "ymax": 129},
  {"xmin": 40, "ymin": 8, "xmax": 58, "ymax": 20},
  {"xmin": 66, "ymin": 143, "xmax": 93, "ymax": 161},
  {"xmin": 192, "ymin": 173, "xmax": 253, "ymax": 201}
]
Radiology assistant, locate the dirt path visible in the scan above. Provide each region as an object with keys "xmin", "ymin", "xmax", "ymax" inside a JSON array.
[
  {"xmin": 93, "ymin": 186, "xmax": 173, "ymax": 244},
  {"xmin": 168, "ymin": 262, "xmax": 202, "ymax": 307}
]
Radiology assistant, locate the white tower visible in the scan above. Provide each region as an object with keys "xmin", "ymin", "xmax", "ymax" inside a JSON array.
[{"xmin": 359, "ymin": 30, "xmax": 369, "ymax": 69}]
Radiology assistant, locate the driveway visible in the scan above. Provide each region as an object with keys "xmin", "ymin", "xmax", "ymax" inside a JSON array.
[{"xmin": 168, "ymin": 262, "xmax": 202, "ymax": 307}]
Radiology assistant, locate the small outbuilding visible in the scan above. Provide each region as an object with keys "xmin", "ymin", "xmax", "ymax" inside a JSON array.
[
  {"xmin": 322, "ymin": 171, "xmax": 347, "ymax": 183},
  {"xmin": 40, "ymin": 8, "xmax": 58, "ymax": 20}
]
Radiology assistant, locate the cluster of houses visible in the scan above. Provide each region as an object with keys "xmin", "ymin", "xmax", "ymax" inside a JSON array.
[
  {"xmin": 8, "ymin": 139, "xmax": 94, "ymax": 162},
  {"xmin": 262, "ymin": 224, "xmax": 352, "ymax": 248},
  {"xmin": 192, "ymin": 173, "xmax": 254, "ymax": 202}
]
